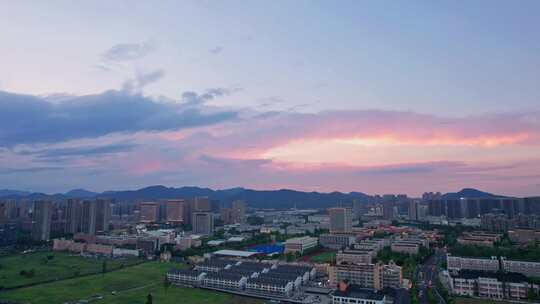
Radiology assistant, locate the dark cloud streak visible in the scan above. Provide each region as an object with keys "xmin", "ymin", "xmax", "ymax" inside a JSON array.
[{"xmin": 0, "ymin": 90, "xmax": 238, "ymax": 147}]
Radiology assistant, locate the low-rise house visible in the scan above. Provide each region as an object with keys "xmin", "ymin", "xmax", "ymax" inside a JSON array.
[
  {"xmin": 246, "ymin": 277, "xmax": 294, "ymax": 296},
  {"xmin": 167, "ymin": 269, "xmax": 206, "ymax": 286},
  {"xmin": 203, "ymin": 272, "xmax": 247, "ymax": 290}
]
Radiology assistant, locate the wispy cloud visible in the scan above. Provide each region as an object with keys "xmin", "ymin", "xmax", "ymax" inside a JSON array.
[
  {"xmin": 208, "ymin": 46, "xmax": 223, "ymax": 55},
  {"xmin": 122, "ymin": 69, "xmax": 166, "ymax": 93},
  {"xmin": 101, "ymin": 42, "xmax": 155, "ymax": 62},
  {"xmin": 18, "ymin": 143, "xmax": 138, "ymax": 159}
]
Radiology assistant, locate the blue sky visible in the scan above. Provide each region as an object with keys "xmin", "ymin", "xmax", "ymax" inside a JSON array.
[{"xmin": 1, "ymin": 1, "xmax": 540, "ymax": 195}]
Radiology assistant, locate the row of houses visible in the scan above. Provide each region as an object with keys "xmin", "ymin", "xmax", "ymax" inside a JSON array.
[
  {"xmin": 167, "ymin": 258, "xmax": 316, "ymax": 297},
  {"xmin": 447, "ymin": 270, "xmax": 539, "ymax": 300},
  {"xmin": 447, "ymin": 254, "xmax": 540, "ymax": 278}
]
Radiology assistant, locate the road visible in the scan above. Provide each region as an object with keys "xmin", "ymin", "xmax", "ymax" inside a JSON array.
[{"xmin": 415, "ymin": 248, "xmax": 446, "ymax": 304}]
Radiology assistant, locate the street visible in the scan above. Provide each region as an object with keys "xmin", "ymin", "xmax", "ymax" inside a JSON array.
[{"xmin": 415, "ymin": 248, "xmax": 447, "ymax": 304}]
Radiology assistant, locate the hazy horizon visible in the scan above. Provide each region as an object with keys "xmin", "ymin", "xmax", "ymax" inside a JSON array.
[{"xmin": 2, "ymin": 1, "xmax": 540, "ymax": 196}]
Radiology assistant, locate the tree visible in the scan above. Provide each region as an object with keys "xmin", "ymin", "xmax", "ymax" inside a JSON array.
[{"xmin": 146, "ymin": 293, "xmax": 153, "ymax": 304}]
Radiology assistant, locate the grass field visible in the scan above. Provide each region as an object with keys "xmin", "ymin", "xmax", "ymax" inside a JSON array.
[
  {"xmin": 309, "ymin": 251, "xmax": 336, "ymax": 263},
  {"xmin": 0, "ymin": 261, "xmax": 261, "ymax": 304},
  {"xmin": 0, "ymin": 251, "xmax": 140, "ymax": 289}
]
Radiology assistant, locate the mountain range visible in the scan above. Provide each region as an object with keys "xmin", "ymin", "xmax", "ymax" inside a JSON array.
[{"xmin": 0, "ymin": 186, "xmax": 509, "ymax": 209}]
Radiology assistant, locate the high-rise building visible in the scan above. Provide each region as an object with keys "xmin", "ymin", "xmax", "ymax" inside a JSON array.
[
  {"xmin": 382, "ymin": 195, "xmax": 396, "ymax": 220},
  {"xmin": 0, "ymin": 201, "xmax": 7, "ymax": 222},
  {"xmin": 81, "ymin": 200, "xmax": 97, "ymax": 234},
  {"xmin": 140, "ymin": 202, "xmax": 159, "ymax": 223},
  {"xmin": 220, "ymin": 207, "xmax": 234, "ymax": 225},
  {"xmin": 192, "ymin": 212, "xmax": 214, "ymax": 235},
  {"xmin": 31, "ymin": 200, "xmax": 52, "ymax": 241},
  {"xmin": 523, "ymin": 197, "xmax": 540, "ymax": 215},
  {"xmin": 231, "ymin": 200, "xmax": 246, "ymax": 224},
  {"xmin": 192, "ymin": 197, "xmax": 211, "ymax": 212},
  {"xmin": 166, "ymin": 199, "xmax": 186, "ymax": 224},
  {"xmin": 352, "ymin": 200, "xmax": 365, "ymax": 219},
  {"xmin": 95, "ymin": 199, "xmax": 111, "ymax": 233},
  {"xmin": 65, "ymin": 199, "xmax": 82, "ymax": 234},
  {"xmin": 0, "ymin": 200, "xmax": 17, "ymax": 222},
  {"xmin": 408, "ymin": 200, "xmax": 418, "ymax": 221},
  {"xmin": 329, "ymin": 207, "xmax": 353, "ymax": 234}
]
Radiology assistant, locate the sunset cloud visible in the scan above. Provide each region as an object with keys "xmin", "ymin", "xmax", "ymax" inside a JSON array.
[{"xmin": 1, "ymin": 89, "xmax": 540, "ymax": 195}]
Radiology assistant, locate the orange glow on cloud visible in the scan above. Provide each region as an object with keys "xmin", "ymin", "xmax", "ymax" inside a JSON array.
[{"xmin": 260, "ymin": 133, "xmax": 536, "ymax": 167}]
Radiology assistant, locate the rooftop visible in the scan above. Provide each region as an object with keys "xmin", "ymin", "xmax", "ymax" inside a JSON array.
[
  {"xmin": 213, "ymin": 249, "xmax": 258, "ymax": 258},
  {"xmin": 332, "ymin": 285, "xmax": 385, "ymax": 300}
]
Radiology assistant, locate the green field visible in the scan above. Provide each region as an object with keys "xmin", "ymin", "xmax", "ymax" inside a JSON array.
[
  {"xmin": 0, "ymin": 261, "xmax": 260, "ymax": 304},
  {"xmin": 309, "ymin": 251, "xmax": 336, "ymax": 263},
  {"xmin": 0, "ymin": 251, "xmax": 140, "ymax": 289}
]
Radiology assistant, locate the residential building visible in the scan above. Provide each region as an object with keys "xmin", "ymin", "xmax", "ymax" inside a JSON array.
[
  {"xmin": 284, "ymin": 236, "xmax": 318, "ymax": 254},
  {"xmin": 192, "ymin": 197, "xmax": 211, "ymax": 212},
  {"xmin": 446, "ymin": 255, "xmax": 500, "ymax": 272},
  {"xmin": 0, "ymin": 222, "xmax": 17, "ymax": 246},
  {"xmin": 166, "ymin": 199, "xmax": 186, "ymax": 224},
  {"xmin": 352, "ymin": 200, "xmax": 366, "ymax": 219},
  {"xmin": 457, "ymin": 232, "xmax": 501, "ymax": 247},
  {"xmin": 31, "ymin": 200, "xmax": 52, "ymax": 241},
  {"xmin": 329, "ymin": 207, "xmax": 353, "ymax": 234},
  {"xmin": 319, "ymin": 234, "xmax": 356, "ymax": 249},
  {"xmin": 408, "ymin": 200, "xmax": 419, "ymax": 221},
  {"xmin": 95, "ymin": 198, "xmax": 111, "ymax": 233},
  {"xmin": 507, "ymin": 228, "xmax": 540, "ymax": 244},
  {"xmin": 81, "ymin": 200, "xmax": 97, "ymax": 234},
  {"xmin": 192, "ymin": 212, "xmax": 214, "ymax": 236},
  {"xmin": 449, "ymin": 270, "xmax": 538, "ymax": 300},
  {"xmin": 391, "ymin": 242, "xmax": 420, "ymax": 255},
  {"xmin": 203, "ymin": 273, "xmax": 247, "ymax": 290},
  {"xmin": 139, "ymin": 202, "xmax": 159, "ymax": 223},
  {"xmin": 246, "ymin": 277, "xmax": 293, "ymax": 296},
  {"xmin": 336, "ymin": 249, "xmax": 373, "ymax": 265},
  {"xmin": 231, "ymin": 200, "xmax": 246, "ymax": 224},
  {"xmin": 501, "ymin": 258, "xmax": 540, "ymax": 278},
  {"xmin": 167, "ymin": 269, "xmax": 206, "ymax": 286},
  {"xmin": 65, "ymin": 199, "xmax": 82, "ymax": 234},
  {"xmin": 329, "ymin": 262, "xmax": 402, "ymax": 290}
]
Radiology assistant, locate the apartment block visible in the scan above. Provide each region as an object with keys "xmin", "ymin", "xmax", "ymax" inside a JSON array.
[
  {"xmin": 319, "ymin": 234, "xmax": 356, "ymax": 249},
  {"xmin": 284, "ymin": 236, "xmax": 318, "ymax": 254},
  {"xmin": 501, "ymin": 258, "xmax": 540, "ymax": 278},
  {"xmin": 446, "ymin": 254, "xmax": 500, "ymax": 272},
  {"xmin": 329, "ymin": 261, "xmax": 402, "ymax": 290}
]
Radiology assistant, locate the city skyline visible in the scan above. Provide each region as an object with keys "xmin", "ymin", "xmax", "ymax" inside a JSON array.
[{"xmin": 2, "ymin": 1, "xmax": 540, "ymax": 196}]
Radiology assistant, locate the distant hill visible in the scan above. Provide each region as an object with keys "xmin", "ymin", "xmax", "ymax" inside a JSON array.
[
  {"xmin": 99, "ymin": 185, "xmax": 371, "ymax": 209},
  {"xmin": 0, "ymin": 185, "xmax": 371, "ymax": 209},
  {"xmin": 64, "ymin": 189, "xmax": 99, "ymax": 198},
  {"xmin": 0, "ymin": 186, "xmax": 513, "ymax": 208},
  {"xmin": 440, "ymin": 188, "xmax": 507, "ymax": 199}
]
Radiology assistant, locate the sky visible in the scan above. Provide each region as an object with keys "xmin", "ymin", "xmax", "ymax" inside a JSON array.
[{"xmin": 1, "ymin": 0, "xmax": 540, "ymax": 196}]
